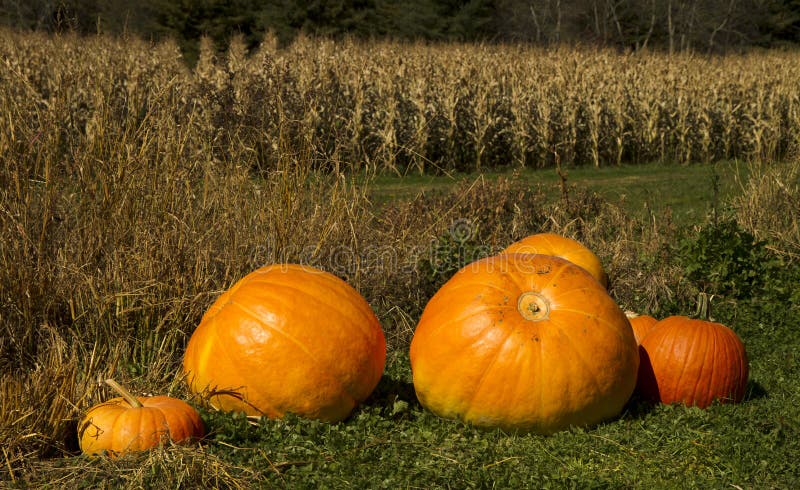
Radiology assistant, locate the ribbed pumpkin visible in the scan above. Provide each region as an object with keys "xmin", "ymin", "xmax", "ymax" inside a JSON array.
[
  {"xmin": 625, "ymin": 311, "xmax": 659, "ymax": 345},
  {"xmin": 637, "ymin": 302, "xmax": 749, "ymax": 408},
  {"xmin": 183, "ymin": 264, "xmax": 386, "ymax": 422},
  {"xmin": 78, "ymin": 379, "xmax": 204, "ymax": 457},
  {"xmin": 502, "ymin": 233, "xmax": 608, "ymax": 287},
  {"xmin": 410, "ymin": 253, "xmax": 638, "ymax": 434}
]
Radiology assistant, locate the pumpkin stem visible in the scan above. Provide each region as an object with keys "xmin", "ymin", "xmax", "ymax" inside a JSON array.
[
  {"xmin": 517, "ymin": 291, "xmax": 550, "ymax": 321},
  {"xmin": 694, "ymin": 292, "xmax": 713, "ymax": 321},
  {"xmin": 105, "ymin": 379, "xmax": 143, "ymax": 408}
]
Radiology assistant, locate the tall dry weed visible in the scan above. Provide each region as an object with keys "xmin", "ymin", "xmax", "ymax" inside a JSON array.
[{"xmin": 734, "ymin": 160, "xmax": 800, "ymax": 259}]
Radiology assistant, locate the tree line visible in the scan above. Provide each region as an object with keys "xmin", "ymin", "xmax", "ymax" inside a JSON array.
[{"xmin": 2, "ymin": 0, "xmax": 799, "ymax": 61}]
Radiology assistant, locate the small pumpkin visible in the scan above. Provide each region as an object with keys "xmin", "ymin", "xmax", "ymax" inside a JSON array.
[
  {"xmin": 502, "ymin": 233, "xmax": 608, "ymax": 287},
  {"xmin": 410, "ymin": 253, "xmax": 638, "ymax": 434},
  {"xmin": 78, "ymin": 379, "xmax": 204, "ymax": 457},
  {"xmin": 183, "ymin": 264, "xmax": 386, "ymax": 422},
  {"xmin": 625, "ymin": 311, "xmax": 659, "ymax": 345},
  {"xmin": 637, "ymin": 295, "xmax": 749, "ymax": 408}
]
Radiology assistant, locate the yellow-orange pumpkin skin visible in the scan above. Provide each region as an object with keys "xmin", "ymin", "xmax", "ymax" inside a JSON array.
[
  {"xmin": 78, "ymin": 387, "xmax": 204, "ymax": 457},
  {"xmin": 182, "ymin": 264, "xmax": 386, "ymax": 422},
  {"xmin": 637, "ymin": 316, "xmax": 748, "ymax": 408},
  {"xmin": 409, "ymin": 254, "xmax": 638, "ymax": 434},
  {"xmin": 625, "ymin": 312, "xmax": 659, "ymax": 345},
  {"xmin": 502, "ymin": 233, "xmax": 608, "ymax": 288}
]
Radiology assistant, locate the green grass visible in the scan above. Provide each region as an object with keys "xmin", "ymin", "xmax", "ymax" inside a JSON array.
[
  {"xmin": 56, "ymin": 329, "xmax": 798, "ymax": 488},
  {"xmin": 369, "ymin": 161, "xmax": 748, "ymax": 227}
]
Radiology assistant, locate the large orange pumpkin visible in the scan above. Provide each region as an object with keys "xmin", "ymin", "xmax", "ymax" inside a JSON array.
[
  {"xmin": 78, "ymin": 379, "xmax": 204, "ymax": 457},
  {"xmin": 502, "ymin": 233, "xmax": 608, "ymax": 287},
  {"xmin": 625, "ymin": 311, "xmax": 659, "ymax": 345},
  {"xmin": 409, "ymin": 253, "xmax": 638, "ymax": 434},
  {"xmin": 183, "ymin": 264, "xmax": 386, "ymax": 422},
  {"xmin": 637, "ymin": 315, "xmax": 749, "ymax": 408}
]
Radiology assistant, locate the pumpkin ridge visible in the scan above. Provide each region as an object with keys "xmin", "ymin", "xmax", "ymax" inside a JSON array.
[
  {"xmin": 419, "ymin": 303, "xmax": 515, "ymax": 342},
  {"xmin": 670, "ymin": 320, "xmax": 697, "ymax": 403},
  {"xmin": 718, "ymin": 327, "xmax": 738, "ymax": 401},
  {"xmin": 147, "ymin": 397, "xmax": 203, "ymax": 439},
  {"xmin": 546, "ymin": 286, "xmax": 602, "ymax": 300},
  {"xmin": 553, "ymin": 307, "xmax": 629, "ymax": 343},
  {"xmin": 436, "ymin": 279, "xmax": 511, "ymax": 296},
  {"xmin": 178, "ymin": 400, "xmax": 205, "ymax": 438},
  {"xmin": 144, "ymin": 409, "xmax": 170, "ymax": 449},
  {"xmin": 503, "ymin": 256, "xmax": 572, "ymax": 295},
  {"xmin": 152, "ymin": 399, "xmax": 185, "ymax": 440},
  {"xmin": 230, "ymin": 299, "xmax": 316, "ymax": 359},
  {"xmin": 252, "ymin": 279, "xmax": 378, "ymax": 344},
  {"xmin": 507, "ymin": 337, "xmax": 537, "ymax": 425},
  {"xmin": 228, "ymin": 299, "xmax": 361, "ymax": 412},
  {"xmin": 688, "ymin": 326, "xmax": 710, "ymax": 406},
  {"xmin": 111, "ymin": 408, "xmax": 140, "ymax": 454},
  {"xmin": 704, "ymin": 328, "xmax": 719, "ymax": 406},
  {"xmin": 541, "ymin": 259, "xmax": 580, "ymax": 292},
  {"xmin": 550, "ymin": 316, "xmax": 607, "ymax": 405},
  {"xmin": 209, "ymin": 311, "xmax": 280, "ymax": 416},
  {"xmin": 461, "ymin": 325, "xmax": 517, "ymax": 422},
  {"xmin": 656, "ymin": 323, "xmax": 677, "ymax": 402},
  {"xmin": 537, "ymin": 318, "xmax": 545, "ymax": 425}
]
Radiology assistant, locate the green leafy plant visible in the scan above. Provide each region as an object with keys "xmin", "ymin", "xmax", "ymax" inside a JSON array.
[{"xmin": 679, "ymin": 219, "xmax": 781, "ymax": 299}]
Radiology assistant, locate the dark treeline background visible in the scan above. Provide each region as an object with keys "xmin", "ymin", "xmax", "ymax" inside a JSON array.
[{"xmin": 2, "ymin": 0, "xmax": 800, "ymax": 62}]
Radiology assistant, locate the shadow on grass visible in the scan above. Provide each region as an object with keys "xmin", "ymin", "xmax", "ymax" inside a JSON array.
[
  {"xmin": 744, "ymin": 379, "xmax": 768, "ymax": 401},
  {"xmin": 365, "ymin": 372, "xmax": 419, "ymax": 412},
  {"xmin": 621, "ymin": 393, "xmax": 658, "ymax": 420},
  {"xmin": 619, "ymin": 378, "xmax": 768, "ymax": 425}
]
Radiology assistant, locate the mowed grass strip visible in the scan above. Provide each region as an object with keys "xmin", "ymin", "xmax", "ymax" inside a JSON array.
[{"xmin": 369, "ymin": 160, "xmax": 748, "ymax": 227}]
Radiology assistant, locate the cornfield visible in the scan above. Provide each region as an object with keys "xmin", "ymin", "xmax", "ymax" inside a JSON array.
[{"xmin": 2, "ymin": 29, "xmax": 800, "ymax": 178}]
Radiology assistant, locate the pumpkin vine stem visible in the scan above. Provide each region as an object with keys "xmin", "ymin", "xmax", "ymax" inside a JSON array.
[
  {"xmin": 105, "ymin": 379, "xmax": 143, "ymax": 408},
  {"xmin": 694, "ymin": 292, "xmax": 713, "ymax": 321}
]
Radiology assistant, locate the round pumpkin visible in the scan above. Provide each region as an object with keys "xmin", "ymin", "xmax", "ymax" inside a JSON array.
[
  {"xmin": 625, "ymin": 311, "xmax": 659, "ymax": 345},
  {"xmin": 409, "ymin": 253, "xmax": 638, "ymax": 434},
  {"xmin": 637, "ymin": 315, "xmax": 748, "ymax": 408},
  {"xmin": 501, "ymin": 233, "xmax": 608, "ymax": 287},
  {"xmin": 78, "ymin": 379, "xmax": 204, "ymax": 457},
  {"xmin": 183, "ymin": 264, "xmax": 386, "ymax": 422}
]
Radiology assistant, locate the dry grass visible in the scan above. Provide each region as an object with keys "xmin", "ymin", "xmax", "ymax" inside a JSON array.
[{"xmin": 733, "ymin": 160, "xmax": 800, "ymax": 259}]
